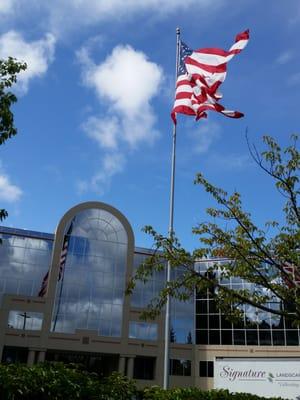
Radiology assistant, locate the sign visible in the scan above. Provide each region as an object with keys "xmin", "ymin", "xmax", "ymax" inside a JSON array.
[{"xmin": 215, "ymin": 358, "xmax": 300, "ymax": 400}]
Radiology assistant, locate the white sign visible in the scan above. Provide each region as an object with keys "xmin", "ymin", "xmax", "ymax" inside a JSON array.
[{"xmin": 215, "ymin": 358, "xmax": 300, "ymax": 399}]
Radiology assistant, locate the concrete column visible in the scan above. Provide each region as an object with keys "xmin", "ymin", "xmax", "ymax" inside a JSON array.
[
  {"xmin": 127, "ymin": 357, "xmax": 134, "ymax": 379},
  {"xmin": 37, "ymin": 350, "xmax": 46, "ymax": 363},
  {"xmin": 118, "ymin": 356, "xmax": 126, "ymax": 374},
  {"xmin": 27, "ymin": 349, "xmax": 35, "ymax": 366}
]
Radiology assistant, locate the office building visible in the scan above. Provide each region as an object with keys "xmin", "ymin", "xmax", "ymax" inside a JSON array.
[{"xmin": 0, "ymin": 201, "xmax": 299, "ymax": 394}]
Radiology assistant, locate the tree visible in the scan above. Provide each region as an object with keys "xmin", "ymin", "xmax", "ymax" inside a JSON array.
[
  {"xmin": 127, "ymin": 135, "xmax": 300, "ymax": 325},
  {"xmin": 0, "ymin": 57, "xmax": 27, "ymax": 222}
]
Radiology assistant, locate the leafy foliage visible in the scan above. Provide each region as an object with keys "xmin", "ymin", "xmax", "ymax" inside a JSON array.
[
  {"xmin": 0, "ymin": 363, "xmax": 287, "ymax": 400},
  {"xmin": 0, "ymin": 57, "xmax": 27, "ymax": 226},
  {"xmin": 0, "ymin": 57, "xmax": 27, "ymax": 145},
  {"xmin": 0, "ymin": 363, "xmax": 137, "ymax": 400},
  {"xmin": 142, "ymin": 386, "xmax": 286, "ymax": 400},
  {"xmin": 127, "ymin": 135, "xmax": 300, "ymax": 324}
]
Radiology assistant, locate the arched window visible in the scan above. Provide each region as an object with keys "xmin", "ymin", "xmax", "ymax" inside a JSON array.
[{"xmin": 51, "ymin": 207, "xmax": 128, "ymax": 337}]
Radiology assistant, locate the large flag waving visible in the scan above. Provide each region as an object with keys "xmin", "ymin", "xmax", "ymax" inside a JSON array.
[{"xmin": 171, "ymin": 30, "xmax": 249, "ymax": 124}]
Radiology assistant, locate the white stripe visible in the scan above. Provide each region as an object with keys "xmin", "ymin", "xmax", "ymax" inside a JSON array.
[
  {"xmin": 229, "ymin": 39, "xmax": 248, "ymax": 52},
  {"xmin": 176, "ymin": 84, "xmax": 193, "ymax": 93},
  {"xmin": 174, "ymin": 98, "xmax": 193, "ymax": 108},
  {"xmin": 190, "ymin": 52, "xmax": 228, "ymax": 66}
]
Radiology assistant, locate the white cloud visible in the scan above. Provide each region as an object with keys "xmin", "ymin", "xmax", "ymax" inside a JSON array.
[
  {"xmin": 187, "ymin": 120, "xmax": 221, "ymax": 154},
  {"xmin": 0, "ymin": 171, "xmax": 22, "ymax": 202},
  {"xmin": 81, "ymin": 45, "xmax": 162, "ymax": 119},
  {"xmin": 0, "ymin": 0, "xmax": 224, "ymax": 37},
  {"xmin": 78, "ymin": 43, "xmax": 163, "ymax": 194},
  {"xmin": 276, "ymin": 50, "xmax": 293, "ymax": 65},
  {"xmin": 0, "ymin": 0, "xmax": 15, "ymax": 14},
  {"xmin": 77, "ymin": 151, "xmax": 125, "ymax": 195},
  {"xmin": 0, "ymin": 30, "xmax": 56, "ymax": 94}
]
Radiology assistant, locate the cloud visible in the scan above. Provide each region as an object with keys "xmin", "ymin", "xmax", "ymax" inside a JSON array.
[
  {"xmin": 0, "ymin": 170, "xmax": 22, "ymax": 202},
  {"xmin": 77, "ymin": 151, "xmax": 126, "ymax": 195},
  {"xmin": 0, "ymin": 0, "xmax": 225, "ymax": 37},
  {"xmin": 0, "ymin": 30, "xmax": 56, "ymax": 94},
  {"xmin": 78, "ymin": 43, "xmax": 163, "ymax": 194},
  {"xmin": 186, "ymin": 120, "xmax": 221, "ymax": 154},
  {"xmin": 0, "ymin": 0, "xmax": 15, "ymax": 14},
  {"xmin": 276, "ymin": 50, "xmax": 294, "ymax": 65}
]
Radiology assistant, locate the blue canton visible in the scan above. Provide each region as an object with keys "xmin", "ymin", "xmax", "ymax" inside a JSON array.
[{"xmin": 178, "ymin": 41, "xmax": 193, "ymax": 76}]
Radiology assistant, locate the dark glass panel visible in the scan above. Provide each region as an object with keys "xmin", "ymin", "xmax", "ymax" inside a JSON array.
[
  {"xmin": 207, "ymin": 361, "xmax": 214, "ymax": 377},
  {"xmin": 232, "ymin": 317, "xmax": 245, "ymax": 329},
  {"xmin": 208, "ymin": 300, "xmax": 218, "ymax": 313},
  {"xmin": 272, "ymin": 330, "xmax": 285, "ymax": 345},
  {"xmin": 259, "ymin": 330, "xmax": 271, "ymax": 345},
  {"xmin": 286, "ymin": 330, "xmax": 299, "ymax": 346},
  {"xmin": 196, "ymin": 300, "xmax": 208, "ymax": 314},
  {"xmin": 196, "ymin": 315, "xmax": 208, "ymax": 330},
  {"xmin": 233, "ymin": 330, "xmax": 245, "ymax": 345},
  {"xmin": 196, "ymin": 330, "xmax": 208, "ymax": 345},
  {"xmin": 199, "ymin": 361, "xmax": 207, "ymax": 377},
  {"xmin": 246, "ymin": 330, "xmax": 258, "ymax": 345},
  {"xmin": 221, "ymin": 330, "xmax": 232, "ymax": 345},
  {"xmin": 209, "ymin": 314, "xmax": 220, "ymax": 329},
  {"xmin": 209, "ymin": 330, "xmax": 220, "ymax": 345},
  {"xmin": 220, "ymin": 315, "xmax": 232, "ymax": 329},
  {"xmin": 134, "ymin": 356, "xmax": 155, "ymax": 380}
]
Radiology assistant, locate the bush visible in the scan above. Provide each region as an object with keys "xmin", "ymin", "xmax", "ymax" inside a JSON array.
[{"xmin": 0, "ymin": 363, "xmax": 287, "ymax": 400}]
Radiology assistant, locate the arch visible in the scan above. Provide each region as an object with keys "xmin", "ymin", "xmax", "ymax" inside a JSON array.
[{"xmin": 48, "ymin": 202, "xmax": 134, "ymax": 337}]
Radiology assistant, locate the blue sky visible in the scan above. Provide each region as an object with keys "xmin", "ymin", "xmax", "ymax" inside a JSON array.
[{"xmin": 0, "ymin": 0, "xmax": 299, "ymax": 250}]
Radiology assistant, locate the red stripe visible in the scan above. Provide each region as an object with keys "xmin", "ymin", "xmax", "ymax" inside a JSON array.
[
  {"xmin": 193, "ymin": 47, "xmax": 232, "ymax": 57},
  {"xmin": 235, "ymin": 29, "xmax": 249, "ymax": 42},
  {"xmin": 185, "ymin": 57, "xmax": 227, "ymax": 73},
  {"xmin": 175, "ymin": 92, "xmax": 193, "ymax": 100}
]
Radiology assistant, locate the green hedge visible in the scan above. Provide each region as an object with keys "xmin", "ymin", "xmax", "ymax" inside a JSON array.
[{"xmin": 0, "ymin": 363, "xmax": 287, "ymax": 400}]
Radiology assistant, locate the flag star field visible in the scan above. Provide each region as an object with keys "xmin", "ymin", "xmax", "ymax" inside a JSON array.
[{"xmin": 0, "ymin": 0, "xmax": 299, "ymax": 250}]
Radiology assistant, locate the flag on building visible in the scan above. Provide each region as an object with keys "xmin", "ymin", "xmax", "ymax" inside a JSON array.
[
  {"xmin": 171, "ymin": 30, "xmax": 249, "ymax": 124},
  {"xmin": 38, "ymin": 220, "xmax": 74, "ymax": 297}
]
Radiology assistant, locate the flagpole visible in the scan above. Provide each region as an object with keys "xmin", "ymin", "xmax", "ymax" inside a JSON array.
[{"xmin": 163, "ymin": 26, "xmax": 180, "ymax": 390}]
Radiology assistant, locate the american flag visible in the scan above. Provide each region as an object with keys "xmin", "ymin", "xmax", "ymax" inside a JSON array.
[
  {"xmin": 171, "ymin": 30, "xmax": 249, "ymax": 124},
  {"xmin": 38, "ymin": 221, "xmax": 73, "ymax": 297}
]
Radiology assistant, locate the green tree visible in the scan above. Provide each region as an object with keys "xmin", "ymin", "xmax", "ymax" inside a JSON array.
[
  {"xmin": 127, "ymin": 135, "xmax": 300, "ymax": 324},
  {"xmin": 0, "ymin": 57, "xmax": 27, "ymax": 222}
]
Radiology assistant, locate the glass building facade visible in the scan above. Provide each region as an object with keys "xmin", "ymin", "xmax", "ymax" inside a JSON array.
[{"xmin": 195, "ymin": 259, "xmax": 300, "ymax": 346}]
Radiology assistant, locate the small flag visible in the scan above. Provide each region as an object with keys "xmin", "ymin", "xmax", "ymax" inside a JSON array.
[
  {"xmin": 38, "ymin": 220, "xmax": 74, "ymax": 297},
  {"xmin": 171, "ymin": 30, "xmax": 249, "ymax": 124}
]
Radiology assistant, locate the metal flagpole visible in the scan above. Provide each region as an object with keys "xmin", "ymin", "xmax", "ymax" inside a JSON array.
[{"xmin": 163, "ymin": 26, "xmax": 181, "ymax": 390}]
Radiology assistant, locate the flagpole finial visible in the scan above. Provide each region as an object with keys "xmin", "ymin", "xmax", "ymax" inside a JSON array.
[{"xmin": 176, "ymin": 27, "xmax": 180, "ymax": 35}]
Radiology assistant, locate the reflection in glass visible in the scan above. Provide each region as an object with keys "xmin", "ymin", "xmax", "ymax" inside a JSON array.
[
  {"xmin": 51, "ymin": 208, "xmax": 128, "ymax": 337},
  {"xmin": 195, "ymin": 259, "xmax": 300, "ymax": 346},
  {"xmin": 129, "ymin": 321, "xmax": 158, "ymax": 341},
  {"xmin": 0, "ymin": 232, "xmax": 53, "ymax": 303},
  {"xmin": 8, "ymin": 310, "xmax": 43, "ymax": 330},
  {"xmin": 169, "ymin": 359, "xmax": 191, "ymax": 376}
]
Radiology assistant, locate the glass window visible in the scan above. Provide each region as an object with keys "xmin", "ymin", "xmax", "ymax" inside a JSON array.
[
  {"xmin": 133, "ymin": 357, "xmax": 155, "ymax": 380},
  {"xmin": 51, "ymin": 208, "xmax": 128, "ymax": 337},
  {"xmin": 8, "ymin": 310, "xmax": 43, "ymax": 330},
  {"xmin": 129, "ymin": 321, "xmax": 158, "ymax": 341},
  {"xmin": 199, "ymin": 361, "xmax": 214, "ymax": 377},
  {"xmin": 0, "ymin": 233, "xmax": 53, "ymax": 302},
  {"xmin": 169, "ymin": 359, "xmax": 191, "ymax": 376}
]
